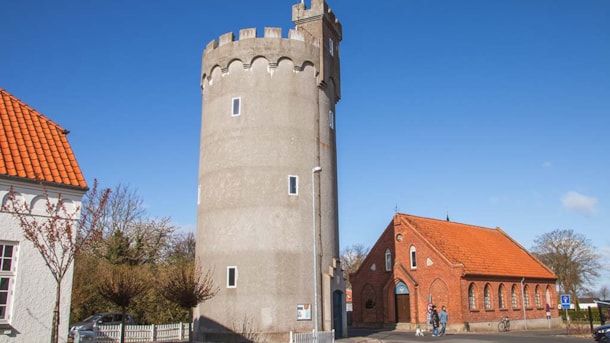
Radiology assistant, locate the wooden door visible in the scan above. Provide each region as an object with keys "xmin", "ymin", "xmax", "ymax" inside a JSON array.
[{"xmin": 396, "ymin": 294, "xmax": 411, "ymax": 322}]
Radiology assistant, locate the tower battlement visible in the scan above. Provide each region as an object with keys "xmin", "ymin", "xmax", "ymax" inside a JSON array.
[
  {"xmin": 292, "ymin": 0, "xmax": 342, "ymax": 40},
  {"xmin": 202, "ymin": 27, "xmax": 321, "ymax": 84}
]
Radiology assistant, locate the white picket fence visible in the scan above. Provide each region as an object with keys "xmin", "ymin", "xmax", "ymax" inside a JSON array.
[
  {"xmin": 93, "ymin": 322, "xmax": 189, "ymax": 342},
  {"xmin": 289, "ymin": 330, "xmax": 335, "ymax": 343}
]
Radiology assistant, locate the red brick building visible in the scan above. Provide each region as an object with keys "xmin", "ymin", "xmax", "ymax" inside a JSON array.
[{"xmin": 350, "ymin": 213, "xmax": 560, "ymax": 332}]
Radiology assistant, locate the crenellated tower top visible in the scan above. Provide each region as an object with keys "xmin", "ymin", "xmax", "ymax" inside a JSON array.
[{"xmin": 292, "ymin": 0, "xmax": 342, "ymax": 100}]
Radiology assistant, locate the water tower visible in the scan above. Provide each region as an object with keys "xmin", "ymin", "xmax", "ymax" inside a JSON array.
[{"xmin": 195, "ymin": 1, "xmax": 345, "ymax": 341}]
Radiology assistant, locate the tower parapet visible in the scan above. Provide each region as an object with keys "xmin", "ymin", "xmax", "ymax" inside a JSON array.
[{"xmin": 202, "ymin": 27, "xmax": 320, "ymax": 86}]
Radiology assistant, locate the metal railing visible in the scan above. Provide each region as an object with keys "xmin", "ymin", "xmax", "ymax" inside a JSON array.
[{"xmin": 290, "ymin": 330, "xmax": 335, "ymax": 343}]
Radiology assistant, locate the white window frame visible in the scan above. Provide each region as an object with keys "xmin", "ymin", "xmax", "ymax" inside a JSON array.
[
  {"xmin": 329, "ymin": 38, "xmax": 334, "ymax": 56},
  {"xmin": 409, "ymin": 246, "xmax": 417, "ymax": 269},
  {"xmin": 511, "ymin": 284, "xmax": 518, "ymax": 308},
  {"xmin": 468, "ymin": 283, "xmax": 476, "ymax": 310},
  {"xmin": 227, "ymin": 266, "xmax": 237, "ymax": 288},
  {"xmin": 499, "ymin": 284, "xmax": 506, "ymax": 309},
  {"xmin": 231, "ymin": 97, "xmax": 241, "ymax": 117},
  {"xmin": 329, "ymin": 110, "xmax": 335, "ymax": 130},
  {"xmin": 0, "ymin": 242, "xmax": 17, "ymax": 323},
  {"xmin": 384, "ymin": 249, "xmax": 391, "ymax": 271},
  {"xmin": 484, "ymin": 284, "xmax": 492, "ymax": 309},
  {"xmin": 288, "ymin": 175, "xmax": 298, "ymax": 195}
]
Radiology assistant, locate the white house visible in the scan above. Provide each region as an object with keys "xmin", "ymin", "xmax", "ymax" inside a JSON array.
[{"xmin": 0, "ymin": 88, "xmax": 89, "ymax": 342}]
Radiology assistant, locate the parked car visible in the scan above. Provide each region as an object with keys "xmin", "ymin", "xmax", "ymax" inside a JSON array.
[
  {"xmin": 69, "ymin": 312, "xmax": 135, "ymax": 338},
  {"xmin": 601, "ymin": 331, "xmax": 610, "ymax": 343},
  {"xmin": 593, "ymin": 324, "xmax": 610, "ymax": 341}
]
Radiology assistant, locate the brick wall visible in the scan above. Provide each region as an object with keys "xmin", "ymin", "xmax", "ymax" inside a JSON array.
[{"xmin": 351, "ymin": 215, "xmax": 558, "ymax": 329}]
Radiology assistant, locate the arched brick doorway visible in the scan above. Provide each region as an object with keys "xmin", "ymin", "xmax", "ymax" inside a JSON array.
[{"xmin": 395, "ymin": 281, "xmax": 411, "ymax": 323}]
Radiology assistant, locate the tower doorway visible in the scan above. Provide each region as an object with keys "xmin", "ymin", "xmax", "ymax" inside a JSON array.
[
  {"xmin": 395, "ymin": 281, "xmax": 411, "ymax": 323},
  {"xmin": 333, "ymin": 290, "xmax": 344, "ymax": 338}
]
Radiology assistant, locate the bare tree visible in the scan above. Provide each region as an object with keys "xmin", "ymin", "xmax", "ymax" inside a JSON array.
[
  {"xmin": 97, "ymin": 263, "xmax": 149, "ymax": 343},
  {"xmin": 2, "ymin": 180, "xmax": 110, "ymax": 343},
  {"xmin": 168, "ymin": 232, "xmax": 196, "ymax": 263},
  {"xmin": 87, "ymin": 183, "xmax": 176, "ymax": 265},
  {"xmin": 531, "ymin": 229, "xmax": 601, "ymax": 302},
  {"xmin": 157, "ymin": 261, "xmax": 218, "ymax": 342},
  {"xmin": 599, "ymin": 285, "xmax": 609, "ymax": 300},
  {"xmin": 340, "ymin": 244, "xmax": 370, "ymax": 288}
]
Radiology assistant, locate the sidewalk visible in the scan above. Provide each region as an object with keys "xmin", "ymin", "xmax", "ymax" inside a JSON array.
[{"xmin": 336, "ymin": 328, "xmax": 384, "ymax": 343}]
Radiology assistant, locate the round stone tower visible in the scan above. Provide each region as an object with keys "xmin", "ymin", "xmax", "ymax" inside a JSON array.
[{"xmin": 194, "ymin": 1, "xmax": 345, "ymax": 341}]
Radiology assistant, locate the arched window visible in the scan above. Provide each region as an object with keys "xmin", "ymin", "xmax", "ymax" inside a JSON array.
[
  {"xmin": 409, "ymin": 246, "xmax": 417, "ymax": 269},
  {"xmin": 385, "ymin": 249, "xmax": 392, "ymax": 271},
  {"xmin": 498, "ymin": 284, "xmax": 506, "ymax": 309},
  {"xmin": 484, "ymin": 284, "xmax": 492, "ymax": 309},
  {"xmin": 535, "ymin": 286, "xmax": 541, "ymax": 308},
  {"xmin": 468, "ymin": 283, "xmax": 477, "ymax": 310},
  {"xmin": 523, "ymin": 285, "xmax": 530, "ymax": 308},
  {"xmin": 511, "ymin": 284, "xmax": 518, "ymax": 308},
  {"xmin": 545, "ymin": 286, "xmax": 552, "ymax": 307}
]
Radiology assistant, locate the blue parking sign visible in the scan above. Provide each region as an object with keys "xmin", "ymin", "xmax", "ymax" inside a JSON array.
[{"xmin": 561, "ymin": 294, "xmax": 571, "ymax": 309}]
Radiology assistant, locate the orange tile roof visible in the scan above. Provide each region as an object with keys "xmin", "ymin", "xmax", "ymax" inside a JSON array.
[
  {"xmin": 398, "ymin": 213, "xmax": 556, "ymax": 279},
  {"xmin": 0, "ymin": 88, "xmax": 87, "ymax": 189}
]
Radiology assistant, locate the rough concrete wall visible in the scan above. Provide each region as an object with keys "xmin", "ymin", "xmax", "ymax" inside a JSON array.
[{"xmin": 197, "ymin": 40, "xmax": 338, "ymax": 337}]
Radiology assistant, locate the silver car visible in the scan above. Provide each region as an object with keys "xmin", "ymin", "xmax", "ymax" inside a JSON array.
[{"xmin": 69, "ymin": 312, "xmax": 135, "ymax": 338}]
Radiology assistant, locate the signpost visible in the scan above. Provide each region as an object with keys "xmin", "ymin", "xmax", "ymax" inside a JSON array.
[{"xmin": 561, "ymin": 294, "xmax": 571, "ymax": 334}]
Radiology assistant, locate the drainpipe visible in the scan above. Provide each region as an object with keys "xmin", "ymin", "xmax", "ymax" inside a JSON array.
[{"xmin": 521, "ymin": 277, "xmax": 527, "ymax": 330}]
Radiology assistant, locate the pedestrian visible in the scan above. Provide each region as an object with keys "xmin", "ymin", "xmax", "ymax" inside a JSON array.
[
  {"xmin": 439, "ymin": 305, "xmax": 448, "ymax": 336},
  {"xmin": 431, "ymin": 306, "xmax": 440, "ymax": 336},
  {"xmin": 545, "ymin": 303, "xmax": 551, "ymax": 320}
]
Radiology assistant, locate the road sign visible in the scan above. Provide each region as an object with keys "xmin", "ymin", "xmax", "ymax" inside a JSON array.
[{"xmin": 561, "ymin": 294, "xmax": 571, "ymax": 309}]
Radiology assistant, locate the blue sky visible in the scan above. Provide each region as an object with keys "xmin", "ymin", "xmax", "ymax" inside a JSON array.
[{"xmin": 2, "ymin": 0, "xmax": 609, "ymax": 292}]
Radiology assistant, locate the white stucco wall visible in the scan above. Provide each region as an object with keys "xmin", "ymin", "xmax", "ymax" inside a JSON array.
[{"xmin": 0, "ymin": 180, "xmax": 83, "ymax": 343}]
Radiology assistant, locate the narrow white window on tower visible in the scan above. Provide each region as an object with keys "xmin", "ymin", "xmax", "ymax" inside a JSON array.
[
  {"xmin": 329, "ymin": 38, "xmax": 334, "ymax": 56},
  {"xmin": 288, "ymin": 175, "xmax": 298, "ymax": 195},
  {"xmin": 329, "ymin": 110, "xmax": 335, "ymax": 130},
  {"xmin": 231, "ymin": 97, "xmax": 241, "ymax": 116},
  {"xmin": 227, "ymin": 266, "xmax": 237, "ymax": 288}
]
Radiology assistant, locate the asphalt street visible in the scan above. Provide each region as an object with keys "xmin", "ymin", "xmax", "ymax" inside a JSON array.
[{"xmin": 337, "ymin": 328, "xmax": 593, "ymax": 343}]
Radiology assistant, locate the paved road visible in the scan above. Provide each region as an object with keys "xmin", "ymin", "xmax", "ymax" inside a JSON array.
[{"xmin": 337, "ymin": 328, "xmax": 593, "ymax": 343}]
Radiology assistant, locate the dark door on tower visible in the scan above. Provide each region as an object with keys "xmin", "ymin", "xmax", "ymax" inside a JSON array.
[{"xmin": 395, "ymin": 281, "xmax": 411, "ymax": 322}]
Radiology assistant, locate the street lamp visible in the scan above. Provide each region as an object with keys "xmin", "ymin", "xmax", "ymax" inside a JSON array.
[{"xmin": 311, "ymin": 166, "xmax": 322, "ymax": 333}]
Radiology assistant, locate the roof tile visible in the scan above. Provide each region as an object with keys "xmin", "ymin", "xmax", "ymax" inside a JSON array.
[
  {"xmin": 398, "ymin": 213, "xmax": 555, "ymax": 279},
  {"xmin": 0, "ymin": 88, "xmax": 87, "ymax": 188}
]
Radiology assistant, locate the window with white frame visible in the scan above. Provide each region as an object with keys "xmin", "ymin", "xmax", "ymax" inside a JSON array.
[
  {"xmin": 498, "ymin": 284, "xmax": 506, "ymax": 309},
  {"xmin": 0, "ymin": 242, "xmax": 17, "ymax": 322},
  {"xmin": 231, "ymin": 97, "xmax": 241, "ymax": 116},
  {"xmin": 409, "ymin": 246, "xmax": 417, "ymax": 269},
  {"xmin": 523, "ymin": 285, "xmax": 530, "ymax": 308},
  {"xmin": 288, "ymin": 175, "xmax": 298, "ymax": 195},
  {"xmin": 227, "ymin": 266, "xmax": 237, "ymax": 288},
  {"xmin": 511, "ymin": 284, "xmax": 518, "ymax": 308},
  {"xmin": 468, "ymin": 283, "xmax": 476, "ymax": 310},
  {"xmin": 329, "ymin": 110, "xmax": 335, "ymax": 130},
  {"xmin": 535, "ymin": 285, "xmax": 541, "ymax": 308},
  {"xmin": 329, "ymin": 38, "xmax": 334, "ymax": 56},
  {"xmin": 384, "ymin": 249, "xmax": 391, "ymax": 271},
  {"xmin": 484, "ymin": 284, "xmax": 492, "ymax": 309}
]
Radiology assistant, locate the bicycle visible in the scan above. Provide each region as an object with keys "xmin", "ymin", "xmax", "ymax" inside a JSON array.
[{"xmin": 498, "ymin": 316, "xmax": 511, "ymax": 332}]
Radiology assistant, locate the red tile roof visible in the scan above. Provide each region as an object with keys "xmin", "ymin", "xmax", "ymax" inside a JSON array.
[
  {"xmin": 398, "ymin": 213, "xmax": 556, "ymax": 279},
  {"xmin": 0, "ymin": 88, "xmax": 87, "ymax": 189}
]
